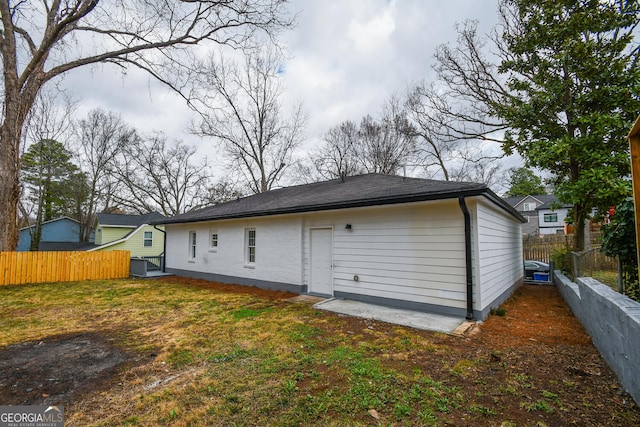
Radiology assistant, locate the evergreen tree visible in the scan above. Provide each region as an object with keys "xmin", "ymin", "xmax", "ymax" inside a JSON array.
[
  {"xmin": 435, "ymin": 0, "xmax": 640, "ymax": 250},
  {"xmin": 505, "ymin": 167, "xmax": 546, "ymax": 197},
  {"xmin": 21, "ymin": 139, "xmax": 81, "ymax": 250}
]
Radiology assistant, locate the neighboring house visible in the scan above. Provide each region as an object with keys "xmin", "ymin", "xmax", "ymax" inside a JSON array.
[
  {"xmin": 89, "ymin": 212, "xmax": 166, "ymax": 257},
  {"xmin": 155, "ymin": 174, "xmax": 525, "ymax": 320},
  {"xmin": 504, "ymin": 195, "xmax": 569, "ymax": 235},
  {"xmin": 17, "ymin": 217, "xmax": 94, "ymax": 251},
  {"xmin": 536, "ymin": 199, "xmax": 570, "ymax": 235}
]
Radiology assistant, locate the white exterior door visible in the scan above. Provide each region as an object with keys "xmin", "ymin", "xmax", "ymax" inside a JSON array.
[{"xmin": 309, "ymin": 228, "xmax": 333, "ymax": 295}]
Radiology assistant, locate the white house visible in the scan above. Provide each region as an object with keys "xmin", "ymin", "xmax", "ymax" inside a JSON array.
[
  {"xmin": 155, "ymin": 174, "xmax": 525, "ymax": 320},
  {"xmin": 536, "ymin": 200, "xmax": 570, "ymax": 235},
  {"xmin": 504, "ymin": 195, "xmax": 570, "ymax": 235}
]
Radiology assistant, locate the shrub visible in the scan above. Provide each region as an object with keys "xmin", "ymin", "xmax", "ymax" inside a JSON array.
[
  {"xmin": 490, "ymin": 306, "xmax": 506, "ymax": 316},
  {"xmin": 551, "ymin": 247, "xmax": 572, "ymax": 275},
  {"xmin": 601, "ymin": 197, "xmax": 639, "ymax": 301}
]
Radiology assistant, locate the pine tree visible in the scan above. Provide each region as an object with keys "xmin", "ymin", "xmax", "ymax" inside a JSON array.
[{"xmin": 21, "ymin": 139, "xmax": 81, "ymax": 250}]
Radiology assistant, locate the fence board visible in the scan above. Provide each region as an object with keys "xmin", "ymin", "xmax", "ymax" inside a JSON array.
[
  {"xmin": 522, "ymin": 233, "xmax": 602, "ymax": 263},
  {"xmin": 0, "ymin": 251, "xmax": 130, "ymax": 286}
]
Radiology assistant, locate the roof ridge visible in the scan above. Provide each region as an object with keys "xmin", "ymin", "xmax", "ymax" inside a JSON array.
[{"xmin": 153, "ymin": 173, "xmax": 513, "ymax": 225}]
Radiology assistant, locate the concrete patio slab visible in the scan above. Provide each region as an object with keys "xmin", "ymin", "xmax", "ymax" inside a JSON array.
[{"xmin": 313, "ymin": 298, "xmax": 467, "ymax": 334}]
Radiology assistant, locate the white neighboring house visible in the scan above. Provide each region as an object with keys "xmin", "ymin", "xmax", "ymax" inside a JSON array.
[
  {"xmin": 536, "ymin": 199, "xmax": 570, "ymax": 235},
  {"xmin": 154, "ymin": 174, "xmax": 526, "ymax": 320},
  {"xmin": 504, "ymin": 195, "xmax": 570, "ymax": 235}
]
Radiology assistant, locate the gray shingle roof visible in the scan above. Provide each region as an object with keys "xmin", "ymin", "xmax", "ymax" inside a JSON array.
[
  {"xmin": 97, "ymin": 212, "xmax": 165, "ymax": 227},
  {"xmin": 155, "ymin": 174, "xmax": 524, "ymax": 225},
  {"xmin": 38, "ymin": 242, "xmax": 98, "ymax": 251},
  {"xmin": 537, "ymin": 199, "xmax": 572, "ymax": 210},
  {"xmin": 503, "ymin": 195, "xmax": 557, "ymax": 209}
]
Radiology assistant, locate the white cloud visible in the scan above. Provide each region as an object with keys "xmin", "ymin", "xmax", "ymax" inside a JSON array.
[
  {"xmin": 57, "ymin": 0, "xmax": 515, "ymax": 179},
  {"xmin": 345, "ymin": 2, "xmax": 396, "ymax": 56},
  {"xmin": 278, "ymin": 0, "xmax": 502, "ymax": 145}
]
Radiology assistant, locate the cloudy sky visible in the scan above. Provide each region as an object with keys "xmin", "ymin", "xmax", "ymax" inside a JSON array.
[
  {"xmin": 281, "ymin": 0, "xmax": 499, "ymax": 139},
  {"xmin": 63, "ymin": 0, "xmax": 514, "ymax": 180}
]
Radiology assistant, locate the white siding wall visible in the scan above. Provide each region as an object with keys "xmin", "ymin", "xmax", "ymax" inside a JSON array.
[
  {"xmin": 474, "ymin": 198, "xmax": 523, "ymax": 311},
  {"xmin": 303, "ymin": 201, "xmax": 468, "ymax": 310},
  {"xmin": 538, "ymin": 208, "xmax": 568, "ymax": 234},
  {"xmin": 163, "ymin": 197, "xmax": 522, "ymax": 317},
  {"xmin": 164, "ymin": 216, "xmax": 303, "ymax": 286}
]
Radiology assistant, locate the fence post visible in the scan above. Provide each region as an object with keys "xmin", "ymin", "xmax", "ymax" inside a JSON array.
[
  {"xmin": 571, "ymin": 251, "xmax": 581, "ymax": 279},
  {"xmin": 618, "ymin": 257, "xmax": 624, "ymax": 293}
]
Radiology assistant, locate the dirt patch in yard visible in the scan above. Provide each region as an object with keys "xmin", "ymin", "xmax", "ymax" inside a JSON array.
[
  {"xmin": 158, "ymin": 276, "xmax": 298, "ymax": 301},
  {"xmin": 0, "ymin": 278, "xmax": 295, "ymax": 409},
  {"xmin": 0, "ymin": 332, "xmax": 133, "ymax": 405}
]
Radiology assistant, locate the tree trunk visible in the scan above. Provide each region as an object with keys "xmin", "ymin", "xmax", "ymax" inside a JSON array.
[
  {"xmin": 29, "ymin": 223, "xmax": 42, "ymax": 251},
  {"xmin": 0, "ymin": 123, "xmax": 21, "ymax": 252},
  {"xmin": 573, "ymin": 202, "xmax": 586, "ymax": 252},
  {"xmin": 0, "ymin": 80, "xmax": 40, "ymax": 251}
]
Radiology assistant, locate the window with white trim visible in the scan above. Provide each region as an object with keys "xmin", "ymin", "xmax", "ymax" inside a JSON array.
[
  {"xmin": 522, "ymin": 202, "xmax": 536, "ymax": 211},
  {"xmin": 143, "ymin": 231, "xmax": 153, "ymax": 247},
  {"xmin": 544, "ymin": 213, "xmax": 558, "ymax": 223},
  {"xmin": 189, "ymin": 231, "xmax": 197, "ymax": 259},
  {"xmin": 245, "ymin": 228, "xmax": 256, "ymax": 264},
  {"xmin": 209, "ymin": 230, "xmax": 218, "ymax": 250}
]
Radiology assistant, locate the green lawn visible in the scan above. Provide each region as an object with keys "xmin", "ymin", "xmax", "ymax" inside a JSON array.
[{"xmin": 0, "ymin": 278, "xmax": 637, "ymax": 426}]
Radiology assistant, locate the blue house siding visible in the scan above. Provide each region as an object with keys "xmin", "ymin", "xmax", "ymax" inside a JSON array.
[{"xmin": 17, "ymin": 217, "xmax": 85, "ymax": 251}]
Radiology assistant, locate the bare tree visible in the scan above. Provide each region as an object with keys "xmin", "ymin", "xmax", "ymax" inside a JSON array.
[
  {"xmin": 447, "ymin": 143, "xmax": 506, "ymax": 191},
  {"xmin": 114, "ymin": 134, "xmax": 212, "ymax": 216},
  {"xmin": 359, "ymin": 96, "xmax": 417, "ymax": 174},
  {"xmin": 205, "ymin": 179, "xmax": 245, "ymax": 205},
  {"xmin": 22, "ymin": 87, "xmax": 77, "ymax": 156},
  {"xmin": 0, "ymin": 0, "xmax": 292, "ymax": 250},
  {"xmin": 405, "ymin": 80, "xmax": 507, "ymax": 182},
  {"xmin": 405, "ymin": 83, "xmax": 458, "ymax": 181},
  {"xmin": 191, "ymin": 48, "xmax": 307, "ymax": 194},
  {"xmin": 310, "ymin": 96, "xmax": 417, "ymax": 180},
  {"xmin": 312, "ymin": 121, "xmax": 362, "ymax": 181},
  {"xmin": 73, "ymin": 109, "xmax": 136, "ymax": 241},
  {"xmin": 429, "ymin": 22, "xmax": 510, "ymax": 144}
]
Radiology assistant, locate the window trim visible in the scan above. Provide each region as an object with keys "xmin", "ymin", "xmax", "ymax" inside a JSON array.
[
  {"xmin": 209, "ymin": 229, "xmax": 218, "ymax": 252},
  {"xmin": 188, "ymin": 231, "xmax": 197, "ymax": 261},
  {"xmin": 522, "ymin": 202, "xmax": 536, "ymax": 211},
  {"xmin": 143, "ymin": 231, "xmax": 153, "ymax": 247},
  {"xmin": 543, "ymin": 213, "xmax": 558, "ymax": 223},
  {"xmin": 245, "ymin": 228, "xmax": 256, "ymax": 266}
]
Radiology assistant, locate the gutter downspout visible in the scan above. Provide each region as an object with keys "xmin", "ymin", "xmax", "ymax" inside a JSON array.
[
  {"xmin": 458, "ymin": 196, "xmax": 474, "ymax": 320},
  {"xmin": 153, "ymin": 225, "xmax": 167, "ymax": 273}
]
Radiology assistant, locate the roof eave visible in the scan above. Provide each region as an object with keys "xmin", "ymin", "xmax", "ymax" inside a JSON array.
[
  {"xmin": 482, "ymin": 190, "xmax": 527, "ymax": 223},
  {"xmin": 87, "ymin": 224, "xmax": 147, "ymax": 251},
  {"xmin": 154, "ymin": 188, "xmax": 502, "ymax": 226}
]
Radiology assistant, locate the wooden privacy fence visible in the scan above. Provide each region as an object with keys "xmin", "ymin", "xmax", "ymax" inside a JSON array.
[
  {"xmin": 523, "ymin": 234, "xmax": 570, "ymax": 263},
  {"xmin": 522, "ymin": 233, "xmax": 603, "ymax": 263},
  {"xmin": 0, "ymin": 251, "xmax": 130, "ymax": 286}
]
